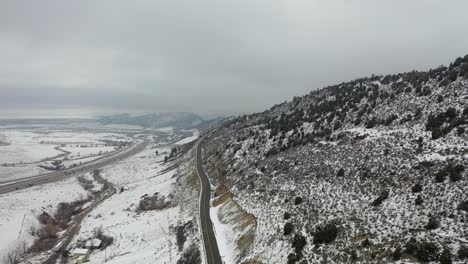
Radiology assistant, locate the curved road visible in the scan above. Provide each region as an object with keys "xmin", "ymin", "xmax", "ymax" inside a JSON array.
[
  {"xmin": 0, "ymin": 138, "xmax": 150, "ymax": 195},
  {"xmin": 196, "ymin": 134, "xmax": 223, "ymax": 264}
]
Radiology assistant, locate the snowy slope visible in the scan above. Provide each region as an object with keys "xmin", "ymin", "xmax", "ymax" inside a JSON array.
[
  {"xmin": 70, "ymin": 141, "xmax": 203, "ymax": 263},
  {"xmin": 203, "ymin": 55, "xmax": 468, "ymax": 263}
]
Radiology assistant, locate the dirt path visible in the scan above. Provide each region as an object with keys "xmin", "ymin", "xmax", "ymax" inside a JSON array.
[{"xmin": 43, "ymin": 171, "xmax": 116, "ymax": 264}]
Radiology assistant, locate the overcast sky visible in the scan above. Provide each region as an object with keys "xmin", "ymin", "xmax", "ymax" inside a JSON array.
[{"xmin": 1, "ymin": 0, "xmax": 468, "ymax": 118}]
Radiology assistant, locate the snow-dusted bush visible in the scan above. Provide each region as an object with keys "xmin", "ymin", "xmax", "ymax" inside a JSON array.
[
  {"xmin": 283, "ymin": 222, "xmax": 293, "ymax": 236},
  {"xmin": 313, "ymin": 223, "xmax": 338, "ymax": 245}
]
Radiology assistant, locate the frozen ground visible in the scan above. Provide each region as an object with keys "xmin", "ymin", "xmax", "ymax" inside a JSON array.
[
  {"xmin": 0, "ymin": 129, "xmax": 135, "ymax": 182},
  {"xmin": 0, "ymin": 177, "xmax": 89, "ymax": 260},
  {"xmin": 60, "ymin": 145, "xmax": 117, "ymax": 159},
  {"xmin": 0, "ymin": 131, "xmax": 62, "ymax": 164},
  {"xmin": 0, "ymin": 125, "xmax": 205, "ymax": 263},
  {"xmin": 69, "ymin": 139, "xmax": 203, "ymax": 264}
]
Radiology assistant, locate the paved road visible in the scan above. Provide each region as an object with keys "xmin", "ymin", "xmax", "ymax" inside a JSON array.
[
  {"xmin": 0, "ymin": 138, "xmax": 150, "ymax": 195},
  {"xmin": 196, "ymin": 134, "xmax": 223, "ymax": 264}
]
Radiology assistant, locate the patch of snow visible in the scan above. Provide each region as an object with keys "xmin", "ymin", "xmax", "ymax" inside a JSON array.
[
  {"xmin": 210, "ymin": 206, "xmax": 237, "ymax": 264},
  {"xmin": 175, "ymin": 130, "xmax": 199, "ymax": 145}
]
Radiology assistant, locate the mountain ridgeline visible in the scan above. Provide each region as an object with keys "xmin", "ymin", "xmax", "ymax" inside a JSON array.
[
  {"xmin": 97, "ymin": 112, "xmax": 204, "ymax": 129},
  {"xmin": 203, "ymin": 55, "xmax": 468, "ymax": 263}
]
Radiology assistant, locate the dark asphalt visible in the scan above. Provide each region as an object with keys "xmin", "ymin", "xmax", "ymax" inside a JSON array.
[
  {"xmin": 196, "ymin": 134, "xmax": 223, "ymax": 264},
  {"xmin": 0, "ymin": 139, "xmax": 150, "ymax": 195}
]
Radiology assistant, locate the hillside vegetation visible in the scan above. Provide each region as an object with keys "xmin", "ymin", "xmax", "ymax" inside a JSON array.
[{"xmin": 203, "ymin": 55, "xmax": 468, "ymax": 263}]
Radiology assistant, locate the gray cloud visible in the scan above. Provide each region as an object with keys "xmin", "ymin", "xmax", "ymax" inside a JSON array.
[{"xmin": 1, "ymin": 0, "xmax": 468, "ymax": 118}]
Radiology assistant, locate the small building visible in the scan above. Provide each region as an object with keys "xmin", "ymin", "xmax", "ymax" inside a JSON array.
[
  {"xmin": 70, "ymin": 248, "xmax": 90, "ymax": 264},
  {"xmin": 85, "ymin": 238, "xmax": 102, "ymax": 249}
]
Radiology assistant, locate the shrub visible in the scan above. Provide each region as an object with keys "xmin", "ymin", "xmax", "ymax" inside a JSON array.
[
  {"xmin": 287, "ymin": 253, "xmax": 299, "ymax": 264},
  {"xmin": 361, "ymin": 238, "xmax": 371, "ymax": 247},
  {"xmin": 448, "ymin": 70, "xmax": 458, "ymax": 82},
  {"xmin": 365, "ymin": 117, "xmax": 379, "ymax": 128},
  {"xmin": 284, "ymin": 222, "xmax": 294, "ymax": 236},
  {"xmin": 414, "ymin": 241, "xmax": 439, "ymax": 262},
  {"xmin": 435, "ymin": 170, "xmax": 447, "ymax": 183},
  {"xmin": 458, "ymin": 245, "xmax": 468, "ymax": 259},
  {"xmin": 384, "ymin": 114, "xmax": 398, "ymax": 126},
  {"xmin": 177, "ymin": 243, "xmax": 201, "ymax": 264},
  {"xmin": 176, "ymin": 225, "xmax": 187, "ymax": 251},
  {"xmin": 440, "ymin": 248, "xmax": 452, "ymax": 264},
  {"xmin": 292, "ymin": 234, "xmax": 307, "ymax": 256},
  {"xmin": 457, "ymin": 201, "xmax": 468, "ymax": 212},
  {"xmin": 30, "ymin": 222, "xmax": 59, "ymax": 252},
  {"xmin": 411, "ymin": 183, "xmax": 422, "ymax": 193},
  {"xmin": 448, "ymin": 163, "xmax": 464, "ymax": 182},
  {"xmin": 77, "ymin": 175, "xmax": 94, "ymax": 190},
  {"xmin": 294, "ymin": 197, "xmax": 303, "ymax": 205},
  {"xmin": 54, "ymin": 202, "xmax": 76, "ymax": 227},
  {"xmin": 313, "ymin": 223, "xmax": 338, "ymax": 244},
  {"xmin": 336, "ymin": 168, "xmax": 345, "ymax": 177},
  {"xmin": 405, "ymin": 237, "xmax": 418, "ymax": 254},
  {"xmin": 54, "ymin": 197, "xmax": 90, "ymax": 228},
  {"xmin": 437, "ymin": 95, "xmax": 444, "ymax": 103},
  {"xmin": 372, "ymin": 190, "xmax": 389, "ymax": 206},
  {"xmin": 284, "ymin": 212, "xmax": 291, "ymax": 220},
  {"xmin": 415, "ymin": 195, "xmax": 423, "ymax": 206},
  {"xmin": 94, "ymin": 228, "xmax": 114, "ymax": 249},
  {"xmin": 138, "ymin": 193, "xmax": 172, "ymax": 211},
  {"xmin": 392, "ymin": 246, "xmax": 402, "ymax": 261},
  {"xmin": 453, "ymin": 57, "xmax": 464, "ymax": 67},
  {"xmin": 424, "ymin": 216, "xmax": 439, "ymax": 230},
  {"xmin": 350, "ymin": 250, "xmax": 358, "ymax": 261},
  {"xmin": 38, "ymin": 212, "xmax": 56, "ymax": 226},
  {"xmin": 457, "ymin": 126, "xmax": 465, "ymax": 135}
]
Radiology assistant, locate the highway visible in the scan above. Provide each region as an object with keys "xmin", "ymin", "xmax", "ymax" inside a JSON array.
[
  {"xmin": 196, "ymin": 134, "xmax": 223, "ymax": 264},
  {"xmin": 0, "ymin": 138, "xmax": 150, "ymax": 195}
]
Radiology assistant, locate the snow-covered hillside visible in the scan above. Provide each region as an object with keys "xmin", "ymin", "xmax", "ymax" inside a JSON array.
[{"xmin": 203, "ymin": 55, "xmax": 468, "ymax": 263}]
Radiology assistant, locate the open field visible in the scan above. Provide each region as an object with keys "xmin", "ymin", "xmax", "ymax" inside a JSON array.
[{"xmin": 0, "ymin": 129, "xmax": 137, "ymax": 182}]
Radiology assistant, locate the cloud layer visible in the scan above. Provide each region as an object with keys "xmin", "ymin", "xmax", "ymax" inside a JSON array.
[{"xmin": 1, "ymin": 0, "xmax": 468, "ymax": 117}]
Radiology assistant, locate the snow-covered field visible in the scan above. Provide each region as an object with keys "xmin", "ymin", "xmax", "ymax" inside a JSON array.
[
  {"xmin": 68, "ymin": 138, "xmax": 203, "ymax": 264},
  {"xmin": 0, "ymin": 129, "xmax": 135, "ymax": 182},
  {"xmin": 0, "ymin": 177, "xmax": 89, "ymax": 260},
  {"xmin": 60, "ymin": 145, "xmax": 117, "ymax": 159},
  {"xmin": 0, "ymin": 131, "xmax": 63, "ymax": 164},
  {"xmin": 0, "ymin": 124, "xmax": 205, "ymax": 264},
  {"xmin": 0, "ymin": 164, "xmax": 49, "ymax": 182}
]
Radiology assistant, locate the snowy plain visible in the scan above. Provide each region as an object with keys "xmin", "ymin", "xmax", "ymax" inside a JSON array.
[
  {"xmin": 0, "ymin": 124, "xmax": 206, "ymax": 263},
  {"xmin": 0, "ymin": 129, "xmax": 134, "ymax": 182}
]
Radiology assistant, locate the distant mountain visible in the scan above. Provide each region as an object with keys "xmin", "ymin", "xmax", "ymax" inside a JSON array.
[
  {"xmin": 97, "ymin": 112, "xmax": 204, "ymax": 129},
  {"xmin": 203, "ymin": 55, "xmax": 468, "ymax": 263}
]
